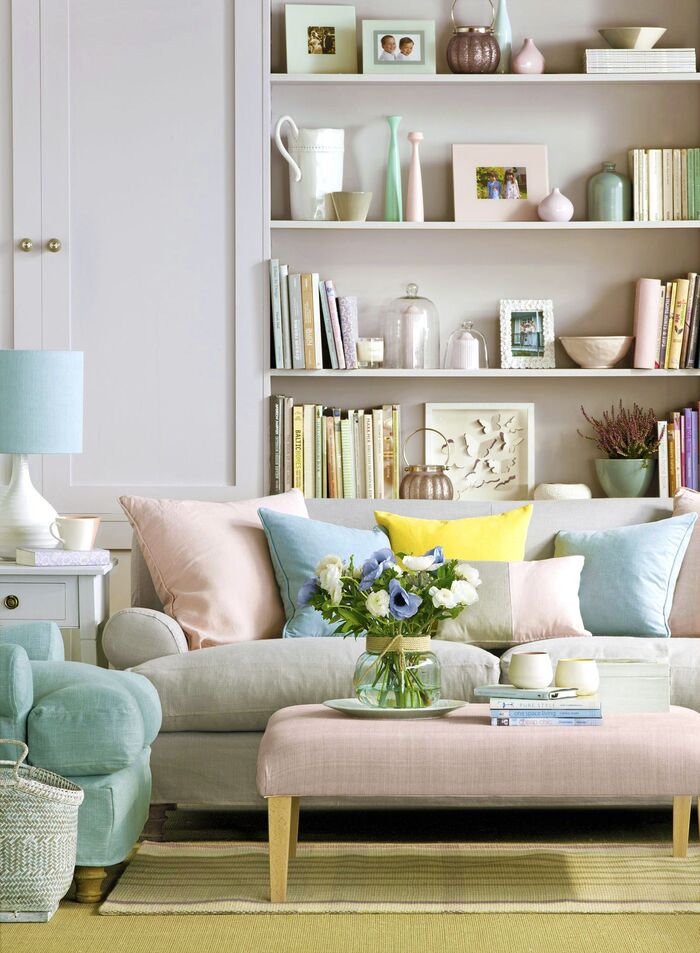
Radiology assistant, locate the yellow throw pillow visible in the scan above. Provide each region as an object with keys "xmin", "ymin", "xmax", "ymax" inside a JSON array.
[{"xmin": 374, "ymin": 505, "xmax": 533, "ymax": 562}]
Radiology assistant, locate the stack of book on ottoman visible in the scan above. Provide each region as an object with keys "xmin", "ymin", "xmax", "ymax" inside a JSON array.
[{"xmin": 475, "ymin": 686, "xmax": 602, "ymax": 727}]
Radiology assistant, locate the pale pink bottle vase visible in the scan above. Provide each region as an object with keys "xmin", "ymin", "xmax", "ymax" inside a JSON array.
[{"xmin": 406, "ymin": 131, "xmax": 425, "ymax": 223}]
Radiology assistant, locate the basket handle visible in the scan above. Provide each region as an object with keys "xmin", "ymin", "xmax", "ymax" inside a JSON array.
[
  {"xmin": 402, "ymin": 427, "xmax": 451, "ymax": 469},
  {"xmin": 0, "ymin": 739, "xmax": 29, "ymax": 779},
  {"xmin": 451, "ymin": 0, "xmax": 496, "ymax": 31}
]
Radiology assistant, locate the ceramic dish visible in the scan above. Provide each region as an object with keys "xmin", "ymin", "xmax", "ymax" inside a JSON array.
[
  {"xmin": 323, "ymin": 698, "xmax": 466, "ymax": 719},
  {"xmin": 559, "ymin": 335, "xmax": 633, "ymax": 369},
  {"xmin": 598, "ymin": 27, "xmax": 666, "ymax": 51}
]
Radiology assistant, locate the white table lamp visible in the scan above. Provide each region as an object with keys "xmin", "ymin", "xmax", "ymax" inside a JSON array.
[{"xmin": 0, "ymin": 350, "xmax": 83, "ymax": 558}]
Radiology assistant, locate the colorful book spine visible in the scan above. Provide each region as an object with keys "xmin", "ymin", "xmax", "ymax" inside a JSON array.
[
  {"xmin": 311, "ymin": 274, "xmax": 323, "ymax": 369},
  {"xmin": 300, "ymin": 273, "xmax": 317, "ymax": 369},
  {"xmin": 340, "ymin": 416, "xmax": 356, "ymax": 499},
  {"xmin": 491, "ymin": 696, "xmax": 601, "ymax": 710},
  {"xmin": 270, "ymin": 395, "xmax": 283, "ymax": 494},
  {"xmin": 659, "ymin": 282, "xmax": 673, "ymax": 367},
  {"xmin": 672, "ymin": 148, "xmax": 682, "ymax": 220},
  {"xmin": 303, "ymin": 404, "xmax": 315, "ymax": 498},
  {"xmin": 318, "ymin": 281, "xmax": 338, "ymax": 369},
  {"xmin": 673, "ymin": 411, "xmax": 683, "ymax": 490},
  {"xmin": 490, "ymin": 709, "xmax": 602, "ymax": 719},
  {"xmin": 692, "ymin": 409, "xmax": 699, "ymax": 490},
  {"xmin": 283, "ymin": 396, "xmax": 294, "ymax": 492},
  {"xmin": 690, "ymin": 149, "xmax": 697, "ymax": 221},
  {"xmin": 657, "ymin": 421, "xmax": 669, "ymax": 498},
  {"xmin": 288, "ymin": 273, "xmax": 305, "ymax": 369},
  {"xmin": 279, "ymin": 263, "xmax": 292, "ymax": 369},
  {"xmin": 491, "ymin": 717, "xmax": 603, "ymax": 727},
  {"xmin": 324, "ymin": 280, "xmax": 346, "ymax": 370},
  {"xmin": 353, "ymin": 410, "xmax": 365, "ymax": 499},
  {"xmin": 648, "ymin": 149, "xmax": 663, "ymax": 222},
  {"xmin": 338, "ymin": 296, "xmax": 359, "ymax": 370},
  {"xmin": 680, "ymin": 273, "xmax": 697, "ymax": 367},
  {"xmin": 694, "ymin": 148, "xmax": 700, "ymax": 220},
  {"xmin": 292, "ymin": 405, "xmax": 304, "ymax": 491},
  {"xmin": 664, "ymin": 282, "xmax": 678, "ymax": 368},
  {"xmin": 685, "ymin": 277, "xmax": 700, "ymax": 367},
  {"xmin": 314, "ymin": 405, "xmax": 324, "ymax": 499},
  {"xmin": 326, "ymin": 413, "xmax": 337, "ymax": 498},
  {"xmin": 668, "ymin": 277, "xmax": 690, "ymax": 369},
  {"xmin": 269, "ymin": 259, "xmax": 283, "ymax": 369},
  {"xmin": 333, "ymin": 409, "xmax": 343, "ymax": 496},
  {"xmin": 668, "ymin": 421, "xmax": 677, "ymax": 496},
  {"xmin": 372, "ymin": 408, "xmax": 384, "ymax": 499},
  {"xmin": 382, "ymin": 405, "xmax": 395, "ymax": 499},
  {"xmin": 392, "ymin": 405, "xmax": 401, "ymax": 498},
  {"xmin": 681, "ymin": 148, "xmax": 689, "ymax": 220},
  {"xmin": 662, "ymin": 148, "xmax": 673, "ymax": 221},
  {"xmin": 363, "ymin": 412, "xmax": 375, "ymax": 499},
  {"xmin": 683, "ymin": 408, "xmax": 692, "ymax": 488}
]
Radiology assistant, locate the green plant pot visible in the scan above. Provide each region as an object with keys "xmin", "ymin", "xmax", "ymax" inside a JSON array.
[{"xmin": 595, "ymin": 458, "xmax": 656, "ymax": 498}]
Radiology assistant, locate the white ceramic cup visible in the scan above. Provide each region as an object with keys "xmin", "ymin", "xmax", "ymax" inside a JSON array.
[
  {"xmin": 555, "ymin": 658, "xmax": 600, "ymax": 696},
  {"xmin": 49, "ymin": 516, "xmax": 100, "ymax": 551},
  {"xmin": 508, "ymin": 652, "xmax": 554, "ymax": 690}
]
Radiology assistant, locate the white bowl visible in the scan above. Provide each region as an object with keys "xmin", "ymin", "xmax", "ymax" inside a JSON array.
[
  {"xmin": 559, "ymin": 336, "xmax": 634, "ymax": 369},
  {"xmin": 598, "ymin": 27, "xmax": 666, "ymax": 51}
]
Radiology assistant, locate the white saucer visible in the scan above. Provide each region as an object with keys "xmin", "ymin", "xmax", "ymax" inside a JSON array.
[{"xmin": 323, "ymin": 698, "xmax": 466, "ymax": 719}]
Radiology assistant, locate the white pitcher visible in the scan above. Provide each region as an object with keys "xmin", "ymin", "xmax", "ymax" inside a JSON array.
[{"xmin": 274, "ymin": 116, "xmax": 344, "ymax": 221}]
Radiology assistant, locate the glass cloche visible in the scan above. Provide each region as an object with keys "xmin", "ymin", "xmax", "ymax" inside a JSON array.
[{"xmin": 382, "ymin": 283, "xmax": 440, "ymax": 369}]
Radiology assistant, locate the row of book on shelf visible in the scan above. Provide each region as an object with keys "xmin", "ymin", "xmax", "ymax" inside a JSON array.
[
  {"xmin": 648, "ymin": 274, "xmax": 700, "ymax": 369},
  {"xmin": 269, "ymin": 260, "xmax": 358, "ymax": 370},
  {"xmin": 629, "ymin": 148, "xmax": 700, "ymax": 222},
  {"xmin": 270, "ymin": 397, "xmax": 400, "ymax": 498},
  {"xmin": 658, "ymin": 403, "xmax": 700, "ymax": 495},
  {"xmin": 585, "ymin": 48, "xmax": 696, "ymax": 75}
]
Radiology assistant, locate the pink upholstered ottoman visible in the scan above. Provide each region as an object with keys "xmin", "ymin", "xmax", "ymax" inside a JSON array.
[{"xmin": 256, "ymin": 703, "xmax": 700, "ymax": 901}]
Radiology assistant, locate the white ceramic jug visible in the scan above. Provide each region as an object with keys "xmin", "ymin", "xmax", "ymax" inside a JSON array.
[{"xmin": 274, "ymin": 115, "xmax": 344, "ymax": 221}]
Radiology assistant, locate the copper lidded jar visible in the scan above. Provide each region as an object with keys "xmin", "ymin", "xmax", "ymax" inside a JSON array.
[
  {"xmin": 399, "ymin": 428, "xmax": 454, "ymax": 501},
  {"xmin": 447, "ymin": 0, "xmax": 501, "ymax": 74}
]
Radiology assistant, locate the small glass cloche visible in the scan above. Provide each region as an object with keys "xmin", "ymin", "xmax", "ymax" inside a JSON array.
[
  {"xmin": 382, "ymin": 283, "xmax": 440, "ymax": 369},
  {"xmin": 444, "ymin": 321, "xmax": 489, "ymax": 370}
]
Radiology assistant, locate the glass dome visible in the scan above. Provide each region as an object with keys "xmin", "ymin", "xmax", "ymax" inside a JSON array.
[
  {"xmin": 444, "ymin": 321, "xmax": 489, "ymax": 370},
  {"xmin": 382, "ymin": 283, "xmax": 440, "ymax": 369}
]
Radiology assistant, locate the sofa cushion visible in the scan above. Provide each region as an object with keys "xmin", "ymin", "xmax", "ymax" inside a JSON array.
[
  {"xmin": 554, "ymin": 513, "xmax": 697, "ymax": 637},
  {"xmin": 132, "ymin": 638, "xmax": 501, "ymax": 732},
  {"xmin": 437, "ymin": 556, "xmax": 589, "ymax": 648},
  {"xmin": 670, "ymin": 488, "xmax": 700, "ymax": 637},
  {"xmin": 120, "ymin": 489, "xmax": 308, "ymax": 649},
  {"xmin": 374, "ymin": 504, "xmax": 533, "ymax": 561}
]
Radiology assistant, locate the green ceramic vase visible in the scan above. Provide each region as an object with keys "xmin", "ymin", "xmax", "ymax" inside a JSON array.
[
  {"xmin": 587, "ymin": 162, "xmax": 632, "ymax": 222},
  {"xmin": 595, "ymin": 458, "xmax": 656, "ymax": 498},
  {"xmin": 384, "ymin": 116, "xmax": 403, "ymax": 222}
]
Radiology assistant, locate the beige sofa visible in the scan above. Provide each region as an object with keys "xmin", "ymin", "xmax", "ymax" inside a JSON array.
[{"xmin": 103, "ymin": 498, "xmax": 700, "ymax": 808}]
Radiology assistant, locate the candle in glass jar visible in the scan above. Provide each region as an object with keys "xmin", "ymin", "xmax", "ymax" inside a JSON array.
[{"xmin": 356, "ymin": 337, "xmax": 384, "ymax": 368}]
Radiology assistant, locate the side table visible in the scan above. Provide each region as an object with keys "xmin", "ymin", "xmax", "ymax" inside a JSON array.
[{"xmin": 0, "ymin": 560, "xmax": 116, "ymax": 665}]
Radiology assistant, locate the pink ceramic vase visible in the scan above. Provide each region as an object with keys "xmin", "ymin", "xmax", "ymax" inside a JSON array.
[
  {"xmin": 537, "ymin": 187, "xmax": 574, "ymax": 222},
  {"xmin": 512, "ymin": 38, "xmax": 545, "ymax": 74}
]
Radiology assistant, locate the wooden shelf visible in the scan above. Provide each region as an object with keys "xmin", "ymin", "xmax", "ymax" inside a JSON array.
[
  {"xmin": 268, "ymin": 368, "xmax": 700, "ymax": 379},
  {"xmin": 271, "ymin": 220, "xmax": 700, "ymax": 231},
  {"xmin": 272, "ymin": 73, "xmax": 700, "ymax": 87}
]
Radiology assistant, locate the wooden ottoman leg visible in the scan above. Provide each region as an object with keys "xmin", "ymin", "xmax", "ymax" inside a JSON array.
[
  {"xmin": 673, "ymin": 796, "xmax": 692, "ymax": 857},
  {"xmin": 268, "ymin": 796, "xmax": 293, "ymax": 902},
  {"xmin": 74, "ymin": 866, "xmax": 107, "ymax": 904},
  {"xmin": 289, "ymin": 797, "xmax": 300, "ymax": 860}
]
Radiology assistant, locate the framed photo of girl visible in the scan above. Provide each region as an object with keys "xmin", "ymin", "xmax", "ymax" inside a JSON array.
[
  {"xmin": 362, "ymin": 20, "xmax": 436, "ymax": 74},
  {"xmin": 500, "ymin": 299, "xmax": 556, "ymax": 369},
  {"xmin": 453, "ymin": 145, "xmax": 549, "ymax": 222}
]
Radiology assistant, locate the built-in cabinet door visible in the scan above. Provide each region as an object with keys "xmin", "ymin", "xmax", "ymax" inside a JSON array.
[{"xmin": 12, "ymin": 0, "xmax": 266, "ymax": 547}]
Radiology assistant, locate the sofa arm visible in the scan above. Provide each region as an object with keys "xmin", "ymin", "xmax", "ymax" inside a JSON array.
[
  {"xmin": 0, "ymin": 643, "xmax": 33, "ymax": 756},
  {"xmin": 103, "ymin": 608, "xmax": 189, "ymax": 670},
  {"xmin": 0, "ymin": 621, "xmax": 64, "ymax": 661}
]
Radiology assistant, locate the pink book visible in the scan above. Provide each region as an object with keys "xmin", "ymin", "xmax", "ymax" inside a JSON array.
[{"xmin": 324, "ymin": 281, "xmax": 346, "ymax": 370}]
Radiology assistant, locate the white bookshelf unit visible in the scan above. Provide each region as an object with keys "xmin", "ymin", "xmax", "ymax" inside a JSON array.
[{"xmin": 264, "ymin": 0, "xmax": 700, "ymax": 495}]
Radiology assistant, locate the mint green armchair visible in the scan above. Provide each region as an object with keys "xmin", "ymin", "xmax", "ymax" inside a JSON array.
[{"xmin": 0, "ymin": 622, "xmax": 161, "ymax": 902}]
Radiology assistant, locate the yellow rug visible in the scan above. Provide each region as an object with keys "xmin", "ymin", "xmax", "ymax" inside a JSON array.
[{"xmin": 100, "ymin": 841, "xmax": 700, "ymax": 915}]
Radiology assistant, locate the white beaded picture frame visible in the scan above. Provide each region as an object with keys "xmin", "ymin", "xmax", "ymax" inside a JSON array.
[{"xmin": 500, "ymin": 298, "xmax": 555, "ymax": 369}]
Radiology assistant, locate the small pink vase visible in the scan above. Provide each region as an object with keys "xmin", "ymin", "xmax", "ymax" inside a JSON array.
[
  {"xmin": 538, "ymin": 187, "xmax": 574, "ymax": 222},
  {"xmin": 512, "ymin": 38, "xmax": 545, "ymax": 74}
]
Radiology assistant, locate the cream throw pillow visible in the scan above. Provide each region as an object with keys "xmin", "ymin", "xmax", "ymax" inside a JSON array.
[
  {"xmin": 120, "ymin": 490, "xmax": 308, "ymax": 649},
  {"xmin": 671, "ymin": 487, "xmax": 700, "ymax": 637}
]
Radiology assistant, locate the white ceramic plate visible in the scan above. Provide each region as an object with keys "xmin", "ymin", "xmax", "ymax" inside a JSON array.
[{"xmin": 323, "ymin": 698, "xmax": 466, "ymax": 719}]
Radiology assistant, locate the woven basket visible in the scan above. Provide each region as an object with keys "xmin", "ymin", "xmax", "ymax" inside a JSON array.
[{"xmin": 0, "ymin": 739, "xmax": 84, "ymax": 919}]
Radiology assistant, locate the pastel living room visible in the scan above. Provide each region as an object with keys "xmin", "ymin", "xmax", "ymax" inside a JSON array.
[{"xmin": 2, "ymin": 3, "xmax": 700, "ymax": 953}]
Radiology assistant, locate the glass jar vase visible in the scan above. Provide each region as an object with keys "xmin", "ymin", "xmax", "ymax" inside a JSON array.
[
  {"xmin": 382, "ymin": 283, "xmax": 440, "ymax": 369},
  {"xmin": 353, "ymin": 635, "xmax": 441, "ymax": 709}
]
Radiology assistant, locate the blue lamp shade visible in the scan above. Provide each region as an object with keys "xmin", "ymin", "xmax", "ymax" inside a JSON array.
[{"xmin": 0, "ymin": 350, "xmax": 83, "ymax": 454}]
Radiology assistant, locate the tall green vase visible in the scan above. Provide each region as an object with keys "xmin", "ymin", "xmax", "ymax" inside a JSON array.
[
  {"xmin": 587, "ymin": 162, "xmax": 632, "ymax": 222},
  {"xmin": 385, "ymin": 116, "xmax": 403, "ymax": 222}
]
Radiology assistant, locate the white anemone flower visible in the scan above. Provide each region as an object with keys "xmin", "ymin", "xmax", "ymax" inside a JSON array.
[
  {"xmin": 316, "ymin": 554, "xmax": 344, "ymax": 576},
  {"xmin": 366, "ymin": 590, "xmax": 390, "ymax": 618},
  {"xmin": 318, "ymin": 563, "xmax": 342, "ymax": 595},
  {"xmin": 402, "ymin": 554, "xmax": 436, "ymax": 572},
  {"xmin": 450, "ymin": 579, "xmax": 479, "ymax": 607},
  {"xmin": 429, "ymin": 586, "xmax": 457, "ymax": 609},
  {"xmin": 455, "ymin": 563, "xmax": 482, "ymax": 587}
]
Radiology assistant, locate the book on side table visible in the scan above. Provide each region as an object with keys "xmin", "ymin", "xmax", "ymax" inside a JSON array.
[
  {"xmin": 490, "ymin": 694, "xmax": 603, "ymax": 727},
  {"xmin": 15, "ymin": 548, "xmax": 111, "ymax": 567}
]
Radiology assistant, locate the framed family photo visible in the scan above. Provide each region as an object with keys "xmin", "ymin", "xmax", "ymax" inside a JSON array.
[
  {"xmin": 452, "ymin": 145, "xmax": 549, "ymax": 221},
  {"xmin": 362, "ymin": 20, "xmax": 436, "ymax": 74},
  {"xmin": 500, "ymin": 299, "xmax": 556, "ymax": 369},
  {"xmin": 425, "ymin": 402, "xmax": 535, "ymax": 501},
  {"xmin": 285, "ymin": 4, "xmax": 358, "ymax": 74}
]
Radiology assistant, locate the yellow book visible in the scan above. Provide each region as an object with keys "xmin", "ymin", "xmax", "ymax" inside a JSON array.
[
  {"xmin": 667, "ymin": 423, "xmax": 677, "ymax": 496},
  {"xmin": 664, "ymin": 282, "xmax": 677, "ymax": 368},
  {"xmin": 292, "ymin": 405, "xmax": 304, "ymax": 492},
  {"xmin": 300, "ymin": 274, "xmax": 316, "ymax": 370},
  {"xmin": 668, "ymin": 278, "xmax": 690, "ymax": 370}
]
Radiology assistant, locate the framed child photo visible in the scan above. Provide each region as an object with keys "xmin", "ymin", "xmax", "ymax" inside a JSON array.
[
  {"xmin": 500, "ymin": 299, "xmax": 556, "ymax": 369},
  {"xmin": 285, "ymin": 4, "xmax": 358, "ymax": 74},
  {"xmin": 452, "ymin": 144, "xmax": 549, "ymax": 222},
  {"xmin": 362, "ymin": 20, "xmax": 436, "ymax": 74}
]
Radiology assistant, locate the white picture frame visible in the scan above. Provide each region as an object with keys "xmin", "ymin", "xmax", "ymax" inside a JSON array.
[
  {"xmin": 500, "ymin": 299, "xmax": 555, "ymax": 369},
  {"xmin": 285, "ymin": 4, "xmax": 358, "ymax": 75},
  {"xmin": 425, "ymin": 403, "xmax": 535, "ymax": 501},
  {"xmin": 452, "ymin": 144, "xmax": 549, "ymax": 222},
  {"xmin": 361, "ymin": 20, "xmax": 436, "ymax": 74}
]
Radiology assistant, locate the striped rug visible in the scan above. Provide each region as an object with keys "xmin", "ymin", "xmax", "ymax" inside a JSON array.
[{"xmin": 100, "ymin": 841, "xmax": 700, "ymax": 914}]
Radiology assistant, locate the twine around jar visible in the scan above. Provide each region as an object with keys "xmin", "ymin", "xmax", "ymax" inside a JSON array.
[{"xmin": 366, "ymin": 634, "xmax": 432, "ymax": 656}]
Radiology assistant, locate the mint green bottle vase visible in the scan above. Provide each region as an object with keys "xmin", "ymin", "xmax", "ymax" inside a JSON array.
[
  {"xmin": 587, "ymin": 162, "xmax": 632, "ymax": 222},
  {"xmin": 385, "ymin": 116, "xmax": 403, "ymax": 222}
]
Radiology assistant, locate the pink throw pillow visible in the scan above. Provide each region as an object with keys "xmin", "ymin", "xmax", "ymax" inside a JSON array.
[
  {"xmin": 671, "ymin": 488, "xmax": 700, "ymax": 637},
  {"xmin": 120, "ymin": 490, "xmax": 308, "ymax": 649}
]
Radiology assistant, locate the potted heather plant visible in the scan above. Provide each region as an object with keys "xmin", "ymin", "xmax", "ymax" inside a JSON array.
[
  {"xmin": 298, "ymin": 547, "xmax": 481, "ymax": 709},
  {"xmin": 579, "ymin": 401, "xmax": 662, "ymax": 498}
]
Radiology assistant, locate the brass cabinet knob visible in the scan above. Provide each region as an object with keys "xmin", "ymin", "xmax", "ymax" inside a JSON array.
[
  {"xmin": 19, "ymin": 238, "xmax": 33, "ymax": 252},
  {"xmin": 47, "ymin": 238, "xmax": 62, "ymax": 253},
  {"xmin": 3, "ymin": 595, "xmax": 19, "ymax": 610}
]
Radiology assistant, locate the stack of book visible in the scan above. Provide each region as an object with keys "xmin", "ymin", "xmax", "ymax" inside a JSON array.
[
  {"xmin": 628, "ymin": 148, "xmax": 700, "ymax": 222},
  {"xmin": 15, "ymin": 548, "xmax": 111, "ymax": 566},
  {"xmin": 476, "ymin": 685, "xmax": 602, "ymax": 727},
  {"xmin": 647, "ymin": 274, "xmax": 700, "ymax": 369},
  {"xmin": 270, "ymin": 397, "xmax": 400, "ymax": 498},
  {"xmin": 657, "ymin": 404, "xmax": 700, "ymax": 495},
  {"xmin": 269, "ymin": 260, "xmax": 358, "ymax": 370},
  {"xmin": 585, "ymin": 49, "xmax": 697, "ymax": 74}
]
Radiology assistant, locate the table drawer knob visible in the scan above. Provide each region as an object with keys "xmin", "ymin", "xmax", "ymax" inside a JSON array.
[{"xmin": 3, "ymin": 595, "xmax": 19, "ymax": 610}]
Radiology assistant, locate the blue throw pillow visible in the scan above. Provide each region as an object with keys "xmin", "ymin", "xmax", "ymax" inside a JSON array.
[
  {"xmin": 258, "ymin": 508, "xmax": 390, "ymax": 637},
  {"xmin": 554, "ymin": 512, "xmax": 697, "ymax": 637}
]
